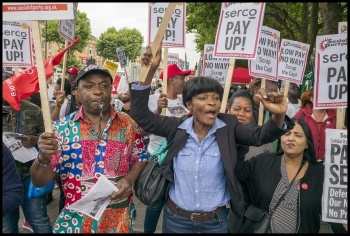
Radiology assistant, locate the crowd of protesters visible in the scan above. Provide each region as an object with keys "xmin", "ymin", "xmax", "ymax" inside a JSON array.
[{"xmin": 2, "ymin": 45, "xmax": 347, "ymax": 233}]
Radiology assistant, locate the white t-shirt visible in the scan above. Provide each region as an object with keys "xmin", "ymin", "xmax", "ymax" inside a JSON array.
[
  {"xmin": 286, "ymin": 98, "xmax": 301, "ymax": 118},
  {"xmin": 147, "ymin": 93, "xmax": 188, "ymax": 154},
  {"xmin": 59, "ymin": 98, "xmax": 70, "ymax": 119}
]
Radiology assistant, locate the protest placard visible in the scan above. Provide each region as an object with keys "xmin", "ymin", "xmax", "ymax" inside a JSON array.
[
  {"xmin": 338, "ymin": 22, "xmax": 347, "ymax": 35},
  {"xmin": 202, "ymin": 44, "xmax": 229, "ymax": 87},
  {"xmin": 277, "ymin": 39, "xmax": 309, "ymax": 84},
  {"xmin": 313, "ymin": 34, "xmax": 347, "ymax": 109},
  {"xmin": 116, "ymin": 48, "xmax": 128, "ymax": 68},
  {"xmin": 103, "ymin": 60, "xmax": 119, "ymax": 80},
  {"xmin": 214, "ymin": 3, "xmax": 265, "ymax": 59},
  {"xmin": 322, "ymin": 129, "xmax": 347, "ymax": 224},
  {"xmin": 59, "ymin": 18, "xmax": 75, "ymax": 42},
  {"xmin": 249, "ymin": 26, "xmax": 280, "ymax": 81},
  {"xmin": 148, "ymin": 2, "xmax": 186, "ymax": 47},
  {"xmin": 59, "ymin": 2, "xmax": 77, "ymax": 42},
  {"xmin": 167, "ymin": 53, "xmax": 180, "ymax": 67},
  {"xmin": 3, "ymin": 3, "xmax": 74, "ymax": 21},
  {"xmin": 139, "ymin": 3, "xmax": 176, "ymax": 83},
  {"xmin": 2, "ymin": 21, "xmax": 34, "ymax": 67}
]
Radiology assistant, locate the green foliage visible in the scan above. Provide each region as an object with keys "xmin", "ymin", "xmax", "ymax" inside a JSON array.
[
  {"xmin": 95, "ymin": 27, "xmax": 143, "ymax": 62},
  {"xmin": 186, "ymin": 3, "xmax": 222, "ymax": 52},
  {"xmin": 66, "ymin": 55, "xmax": 83, "ymax": 70},
  {"xmin": 235, "ymin": 60, "xmax": 248, "ymax": 68},
  {"xmin": 43, "ymin": 11, "xmax": 91, "ymax": 53}
]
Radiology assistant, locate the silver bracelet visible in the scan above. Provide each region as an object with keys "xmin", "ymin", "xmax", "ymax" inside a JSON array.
[{"xmin": 36, "ymin": 155, "xmax": 51, "ymax": 167}]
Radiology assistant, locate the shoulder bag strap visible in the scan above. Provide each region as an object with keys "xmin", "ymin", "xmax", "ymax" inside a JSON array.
[{"xmin": 270, "ymin": 159, "xmax": 306, "ymax": 214}]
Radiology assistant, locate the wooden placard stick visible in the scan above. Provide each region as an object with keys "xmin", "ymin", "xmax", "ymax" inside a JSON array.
[
  {"xmin": 258, "ymin": 79, "xmax": 266, "ymax": 126},
  {"xmin": 336, "ymin": 108, "xmax": 345, "ymax": 129},
  {"xmin": 138, "ymin": 3, "xmax": 176, "ymax": 82},
  {"xmin": 31, "ymin": 20, "xmax": 52, "ymax": 133},
  {"xmin": 162, "ymin": 48, "xmax": 169, "ymax": 115},
  {"xmin": 60, "ymin": 40, "xmax": 69, "ymax": 91},
  {"xmin": 283, "ymin": 81, "xmax": 290, "ymax": 97},
  {"xmin": 220, "ymin": 58, "xmax": 235, "ymax": 113}
]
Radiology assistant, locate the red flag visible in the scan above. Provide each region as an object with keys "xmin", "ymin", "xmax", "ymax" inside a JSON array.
[
  {"xmin": 111, "ymin": 75, "xmax": 121, "ymax": 95},
  {"xmin": 2, "ymin": 38, "xmax": 80, "ymax": 111}
]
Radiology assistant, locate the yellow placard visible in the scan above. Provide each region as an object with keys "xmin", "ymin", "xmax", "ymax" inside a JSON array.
[{"xmin": 103, "ymin": 60, "xmax": 118, "ymax": 79}]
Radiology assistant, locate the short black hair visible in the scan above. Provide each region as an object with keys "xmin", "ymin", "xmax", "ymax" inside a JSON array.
[
  {"xmin": 30, "ymin": 92, "xmax": 41, "ymax": 108},
  {"xmin": 56, "ymin": 78, "xmax": 72, "ymax": 96},
  {"xmin": 228, "ymin": 90, "xmax": 254, "ymax": 109},
  {"xmin": 182, "ymin": 76, "xmax": 224, "ymax": 108},
  {"xmin": 276, "ymin": 118, "xmax": 317, "ymax": 164}
]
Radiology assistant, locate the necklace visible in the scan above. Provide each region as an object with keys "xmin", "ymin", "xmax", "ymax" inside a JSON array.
[
  {"xmin": 87, "ymin": 104, "xmax": 107, "ymax": 140},
  {"xmin": 197, "ymin": 135, "xmax": 206, "ymax": 141},
  {"xmin": 90, "ymin": 123, "xmax": 102, "ymax": 139}
]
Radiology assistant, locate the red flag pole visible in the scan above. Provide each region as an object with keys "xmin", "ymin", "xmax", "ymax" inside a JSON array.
[{"xmin": 31, "ymin": 20, "xmax": 53, "ymax": 133}]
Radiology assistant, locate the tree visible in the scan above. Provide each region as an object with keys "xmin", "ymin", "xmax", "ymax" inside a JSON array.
[
  {"xmin": 43, "ymin": 11, "xmax": 91, "ymax": 69},
  {"xmin": 95, "ymin": 27, "xmax": 143, "ymax": 62},
  {"xmin": 186, "ymin": 3, "xmax": 221, "ymax": 52}
]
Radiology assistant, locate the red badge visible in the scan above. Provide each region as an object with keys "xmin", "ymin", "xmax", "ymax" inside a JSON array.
[{"xmin": 301, "ymin": 183, "xmax": 308, "ymax": 190}]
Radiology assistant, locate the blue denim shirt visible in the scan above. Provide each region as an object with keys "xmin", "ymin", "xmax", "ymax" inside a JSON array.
[
  {"xmin": 169, "ymin": 117, "xmax": 231, "ymax": 212},
  {"xmin": 131, "ymin": 83, "xmax": 231, "ymax": 211}
]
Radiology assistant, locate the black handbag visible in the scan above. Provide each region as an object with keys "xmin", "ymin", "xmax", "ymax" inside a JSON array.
[
  {"xmin": 239, "ymin": 160, "xmax": 305, "ymax": 233},
  {"xmin": 134, "ymin": 139, "xmax": 174, "ymax": 205},
  {"xmin": 239, "ymin": 205, "xmax": 271, "ymax": 233}
]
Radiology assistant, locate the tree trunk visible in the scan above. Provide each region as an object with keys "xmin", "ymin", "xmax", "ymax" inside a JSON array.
[
  {"xmin": 307, "ymin": 3, "xmax": 320, "ymax": 62},
  {"xmin": 319, "ymin": 3, "xmax": 343, "ymax": 34},
  {"xmin": 300, "ymin": 3, "xmax": 309, "ymax": 43}
]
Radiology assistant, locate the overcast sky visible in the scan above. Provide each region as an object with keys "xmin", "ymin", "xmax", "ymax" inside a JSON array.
[{"xmin": 78, "ymin": 3, "xmax": 201, "ymax": 69}]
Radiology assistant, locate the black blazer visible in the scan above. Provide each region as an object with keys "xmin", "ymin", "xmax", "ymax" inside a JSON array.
[{"xmin": 130, "ymin": 87, "xmax": 294, "ymax": 218}]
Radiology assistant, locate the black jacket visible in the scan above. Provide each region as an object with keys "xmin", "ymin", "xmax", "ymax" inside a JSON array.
[
  {"xmin": 130, "ymin": 87, "xmax": 294, "ymax": 219},
  {"xmin": 237, "ymin": 153, "xmax": 324, "ymax": 233}
]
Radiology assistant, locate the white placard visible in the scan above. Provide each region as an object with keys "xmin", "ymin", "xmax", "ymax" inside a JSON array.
[
  {"xmin": 116, "ymin": 48, "xmax": 128, "ymax": 68},
  {"xmin": 59, "ymin": 3, "xmax": 77, "ymax": 42},
  {"xmin": 2, "ymin": 21, "xmax": 34, "ymax": 67},
  {"xmin": 3, "ymin": 3, "xmax": 74, "ymax": 21},
  {"xmin": 167, "ymin": 53, "xmax": 180, "ymax": 67},
  {"xmin": 277, "ymin": 39, "xmax": 309, "ymax": 84},
  {"xmin": 248, "ymin": 26, "xmax": 280, "ymax": 81},
  {"xmin": 313, "ymin": 34, "xmax": 347, "ymax": 109},
  {"xmin": 214, "ymin": 2, "xmax": 265, "ymax": 59},
  {"xmin": 338, "ymin": 22, "xmax": 347, "ymax": 34},
  {"xmin": 148, "ymin": 2, "xmax": 186, "ymax": 47},
  {"xmin": 202, "ymin": 44, "xmax": 230, "ymax": 86},
  {"xmin": 322, "ymin": 129, "xmax": 347, "ymax": 224},
  {"xmin": 59, "ymin": 19, "xmax": 75, "ymax": 42}
]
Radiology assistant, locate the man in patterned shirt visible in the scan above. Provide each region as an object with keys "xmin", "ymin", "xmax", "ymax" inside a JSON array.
[{"xmin": 30, "ymin": 65, "xmax": 147, "ymax": 233}]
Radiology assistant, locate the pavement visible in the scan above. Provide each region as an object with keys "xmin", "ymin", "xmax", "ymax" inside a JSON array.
[{"xmin": 18, "ymin": 186, "xmax": 333, "ymax": 234}]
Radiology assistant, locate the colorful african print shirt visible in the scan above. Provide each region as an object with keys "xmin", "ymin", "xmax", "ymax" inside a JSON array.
[{"xmin": 50, "ymin": 106, "xmax": 146, "ymax": 233}]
